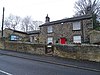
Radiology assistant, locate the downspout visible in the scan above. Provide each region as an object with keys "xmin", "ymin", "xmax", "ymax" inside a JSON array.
[{"xmin": 81, "ymin": 21, "xmax": 84, "ymax": 43}]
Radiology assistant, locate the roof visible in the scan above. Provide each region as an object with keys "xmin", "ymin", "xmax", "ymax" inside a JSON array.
[
  {"xmin": 40, "ymin": 15, "xmax": 93, "ymax": 27},
  {"xmin": 4, "ymin": 28, "xmax": 40, "ymax": 35},
  {"xmin": 5, "ymin": 28, "xmax": 27, "ymax": 34},
  {"xmin": 27, "ymin": 30, "xmax": 40, "ymax": 35}
]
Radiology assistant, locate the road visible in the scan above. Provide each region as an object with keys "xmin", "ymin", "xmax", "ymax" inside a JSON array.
[{"xmin": 0, "ymin": 54, "xmax": 99, "ymax": 75}]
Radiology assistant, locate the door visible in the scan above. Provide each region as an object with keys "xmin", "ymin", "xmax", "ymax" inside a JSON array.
[{"xmin": 60, "ymin": 38, "xmax": 66, "ymax": 44}]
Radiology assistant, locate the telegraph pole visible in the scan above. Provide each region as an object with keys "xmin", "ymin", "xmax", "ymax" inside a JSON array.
[
  {"xmin": 1, "ymin": 7, "xmax": 5, "ymax": 49},
  {"xmin": 2, "ymin": 7, "xmax": 5, "ymax": 38}
]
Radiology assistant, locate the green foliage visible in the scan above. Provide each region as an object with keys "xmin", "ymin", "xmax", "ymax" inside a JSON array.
[
  {"xmin": 94, "ymin": 20, "xmax": 100, "ymax": 31},
  {"xmin": 92, "ymin": 14, "xmax": 100, "ymax": 30},
  {"xmin": 95, "ymin": 27, "xmax": 100, "ymax": 31}
]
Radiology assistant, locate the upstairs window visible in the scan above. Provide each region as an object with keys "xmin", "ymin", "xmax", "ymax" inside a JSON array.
[
  {"xmin": 73, "ymin": 36, "xmax": 81, "ymax": 43},
  {"xmin": 73, "ymin": 21, "xmax": 81, "ymax": 30},
  {"xmin": 47, "ymin": 26, "xmax": 53, "ymax": 33}
]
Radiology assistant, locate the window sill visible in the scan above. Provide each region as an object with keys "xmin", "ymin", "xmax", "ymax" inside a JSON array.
[
  {"xmin": 72, "ymin": 29, "xmax": 81, "ymax": 31},
  {"xmin": 47, "ymin": 32, "xmax": 53, "ymax": 34}
]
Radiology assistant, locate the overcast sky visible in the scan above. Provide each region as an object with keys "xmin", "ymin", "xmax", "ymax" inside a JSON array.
[{"xmin": 0, "ymin": 0, "xmax": 77, "ymax": 23}]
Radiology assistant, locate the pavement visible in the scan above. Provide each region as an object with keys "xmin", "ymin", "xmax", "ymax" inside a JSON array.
[{"xmin": 0, "ymin": 49, "xmax": 100, "ymax": 72}]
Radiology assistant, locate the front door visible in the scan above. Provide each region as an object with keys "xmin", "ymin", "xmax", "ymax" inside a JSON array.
[{"xmin": 60, "ymin": 38, "xmax": 66, "ymax": 44}]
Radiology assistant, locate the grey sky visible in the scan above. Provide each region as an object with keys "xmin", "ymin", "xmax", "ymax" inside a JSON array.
[{"xmin": 0, "ymin": 0, "xmax": 77, "ymax": 23}]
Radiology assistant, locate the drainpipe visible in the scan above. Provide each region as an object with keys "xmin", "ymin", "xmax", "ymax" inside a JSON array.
[
  {"xmin": 92, "ymin": 14, "xmax": 96, "ymax": 29},
  {"xmin": 81, "ymin": 21, "xmax": 84, "ymax": 43}
]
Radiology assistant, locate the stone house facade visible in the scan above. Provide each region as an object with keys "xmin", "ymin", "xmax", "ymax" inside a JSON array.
[
  {"xmin": 3, "ymin": 28, "xmax": 40, "ymax": 43},
  {"xmin": 39, "ymin": 15, "xmax": 93, "ymax": 44},
  {"xmin": 2, "ymin": 15, "xmax": 95, "ymax": 45},
  {"xmin": 27, "ymin": 30, "xmax": 40, "ymax": 43},
  {"xmin": 3, "ymin": 28, "xmax": 28, "ymax": 41}
]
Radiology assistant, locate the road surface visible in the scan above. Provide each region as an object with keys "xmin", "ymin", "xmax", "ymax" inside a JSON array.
[{"xmin": 0, "ymin": 54, "xmax": 99, "ymax": 75}]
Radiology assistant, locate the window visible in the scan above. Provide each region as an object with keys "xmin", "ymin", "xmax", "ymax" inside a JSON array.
[
  {"xmin": 73, "ymin": 36, "xmax": 81, "ymax": 43},
  {"xmin": 11, "ymin": 35, "xmax": 17, "ymax": 40},
  {"xmin": 47, "ymin": 26, "xmax": 53, "ymax": 33},
  {"xmin": 10, "ymin": 35, "xmax": 21, "ymax": 41},
  {"xmin": 30, "ymin": 36, "xmax": 34, "ymax": 42},
  {"xmin": 47, "ymin": 37, "xmax": 53, "ymax": 44},
  {"xmin": 73, "ymin": 21, "xmax": 81, "ymax": 30}
]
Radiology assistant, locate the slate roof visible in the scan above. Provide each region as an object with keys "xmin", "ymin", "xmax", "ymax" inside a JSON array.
[
  {"xmin": 27, "ymin": 30, "xmax": 40, "ymax": 35},
  {"xmin": 39, "ymin": 15, "xmax": 93, "ymax": 27},
  {"xmin": 5, "ymin": 28, "xmax": 40, "ymax": 35},
  {"xmin": 5, "ymin": 28, "xmax": 27, "ymax": 34}
]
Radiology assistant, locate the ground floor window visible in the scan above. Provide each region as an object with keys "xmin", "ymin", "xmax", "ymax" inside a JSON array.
[
  {"xmin": 73, "ymin": 35, "xmax": 81, "ymax": 43},
  {"xmin": 47, "ymin": 37, "xmax": 53, "ymax": 44},
  {"xmin": 30, "ymin": 36, "xmax": 34, "ymax": 42},
  {"xmin": 10, "ymin": 35, "xmax": 22, "ymax": 41}
]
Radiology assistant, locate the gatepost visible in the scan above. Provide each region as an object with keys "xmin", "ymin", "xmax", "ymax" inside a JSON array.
[{"xmin": 45, "ymin": 43, "xmax": 54, "ymax": 54}]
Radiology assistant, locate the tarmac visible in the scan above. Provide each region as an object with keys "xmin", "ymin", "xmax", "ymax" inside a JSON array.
[{"xmin": 0, "ymin": 49, "xmax": 100, "ymax": 72}]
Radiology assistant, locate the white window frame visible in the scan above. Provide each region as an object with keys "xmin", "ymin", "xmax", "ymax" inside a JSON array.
[
  {"xmin": 73, "ymin": 21, "xmax": 81, "ymax": 30},
  {"xmin": 47, "ymin": 37, "xmax": 53, "ymax": 44},
  {"xmin": 73, "ymin": 36, "xmax": 81, "ymax": 43},
  {"xmin": 47, "ymin": 26, "xmax": 53, "ymax": 33}
]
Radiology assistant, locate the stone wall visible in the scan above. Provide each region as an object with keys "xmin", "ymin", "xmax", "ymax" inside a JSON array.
[
  {"xmin": 3, "ymin": 41, "xmax": 46, "ymax": 55},
  {"xmin": 54, "ymin": 45, "xmax": 100, "ymax": 62},
  {"xmin": 0, "ymin": 40, "xmax": 100, "ymax": 62},
  {"xmin": 39, "ymin": 26, "xmax": 47, "ymax": 44},
  {"xmin": 89, "ymin": 30, "xmax": 100, "ymax": 44}
]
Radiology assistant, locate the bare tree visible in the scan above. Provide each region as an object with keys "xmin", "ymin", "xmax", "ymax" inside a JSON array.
[
  {"xmin": 32, "ymin": 21, "xmax": 43, "ymax": 30},
  {"xmin": 74, "ymin": 0, "xmax": 100, "ymax": 16},
  {"xmin": 4, "ymin": 14, "xmax": 21, "ymax": 30},
  {"xmin": 5, "ymin": 14, "xmax": 43, "ymax": 31},
  {"xmin": 21, "ymin": 16, "xmax": 43, "ymax": 32},
  {"xmin": 21, "ymin": 16, "xmax": 32, "ymax": 32}
]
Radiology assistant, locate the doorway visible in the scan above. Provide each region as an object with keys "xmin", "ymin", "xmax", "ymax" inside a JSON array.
[{"xmin": 60, "ymin": 38, "xmax": 66, "ymax": 44}]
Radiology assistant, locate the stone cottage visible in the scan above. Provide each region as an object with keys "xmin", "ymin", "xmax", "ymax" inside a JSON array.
[
  {"xmin": 39, "ymin": 15, "xmax": 93, "ymax": 44},
  {"xmin": 27, "ymin": 30, "xmax": 40, "ymax": 43},
  {"xmin": 3, "ymin": 28, "xmax": 40, "ymax": 43},
  {"xmin": 3, "ymin": 15, "xmax": 97, "ymax": 45},
  {"xmin": 3, "ymin": 28, "xmax": 27, "ymax": 41}
]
